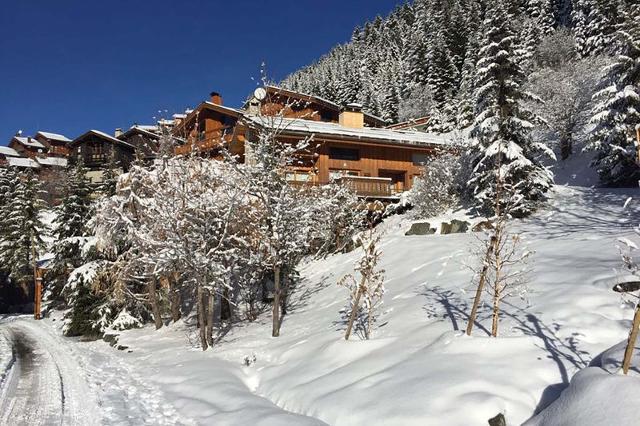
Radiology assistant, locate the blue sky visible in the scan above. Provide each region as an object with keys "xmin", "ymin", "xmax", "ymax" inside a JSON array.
[{"xmin": 0, "ymin": 0, "xmax": 401, "ymax": 143}]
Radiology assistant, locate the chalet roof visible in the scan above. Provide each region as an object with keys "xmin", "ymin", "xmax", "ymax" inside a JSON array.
[
  {"xmin": 6, "ymin": 157, "xmax": 40, "ymax": 168},
  {"xmin": 71, "ymin": 130, "xmax": 136, "ymax": 149},
  {"xmin": 36, "ymin": 131, "xmax": 71, "ymax": 142},
  {"xmin": 120, "ymin": 125, "xmax": 160, "ymax": 140},
  {"xmin": 386, "ymin": 116, "xmax": 430, "ymax": 130},
  {"xmin": 36, "ymin": 156, "xmax": 68, "ymax": 167},
  {"xmin": 0, "ymin": 146, "xmax": 20, "ymax": 157},
  {"xmin": 243, "ymin": 115, "xmax": 454, "ymax": 148},
  {"xmin": 11, "ymin": 136, "xmax": 46, "ymax": 149},
  {"xmin": 252, "ymin": 85, "xmax": 389, "ymax": 127}
]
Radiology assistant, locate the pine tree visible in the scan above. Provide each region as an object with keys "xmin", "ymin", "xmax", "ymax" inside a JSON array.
[
  {"xmin": 100, "ymin": 148, "xmax": 119, "ymax": 197},
  {"xmin": 587, "ymin": 5, "xmax": 640, "ymax": 186},
  {"xmin": 47, "ymin": 160, "xmax": 94, "ymax": 302},
  {"xmin": 0, "ymin": 170, "xmax": 48, "ymax": 300},
  {"xmin": 469, "ymin": 0, "xmax": 555, "ymax": 217}
]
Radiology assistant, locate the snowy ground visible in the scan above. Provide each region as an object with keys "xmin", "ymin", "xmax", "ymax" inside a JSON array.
[{"xmin": 2, "ymin": 184, "xmax": 640, "ymax": 425}]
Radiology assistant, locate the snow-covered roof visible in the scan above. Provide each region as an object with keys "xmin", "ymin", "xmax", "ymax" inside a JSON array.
[
  {"xmin": 6, "ymin": 157, "xmax": 41, "ymax": 168},
  {"xmin": 262, "ymin": 85, "xmax": 389, "ymax": 126},
  {"xmin": 36, "ymin": 131, "xmax": 71, "ymax": 142},
  {"xmin": 36, "ymin": 156, "xmax": 68, "ymax": 167},
  {"xmin": 0, "ymin": 146, "xmax": 20, "ymax": 157},
  {"xmin": 12, "ymin": 136, "xmax": 46, "ymax": 149},
  {"xmin": 72, "ymin": 130, "xmax": 135, "ymax": 149},
  {"xmin": 244, "ymin": 115, "xmax": 455, "ymax": 147},
  {"xmin": 133, "ymin": 125, "xmax": 159, "ymax": 132}
]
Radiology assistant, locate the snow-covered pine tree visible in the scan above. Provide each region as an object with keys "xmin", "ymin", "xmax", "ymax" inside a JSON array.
[
  {"xmin": 587, "ymin": 5, "xmax": 640, "ymax": 186},
  {"xmin": 0, "ymin": 169, "xmax": 48, "ymax": 300},
  {"xmin": 47, "ymin": 160, "xmax": 93, "ymax": 303},
  {"xmin": 469, "ymin": 0, "xmax": 555, "ymax": 217},
  {"xmin": 100, "ymin": 148, "xmax": 119, "ymax": 197}
]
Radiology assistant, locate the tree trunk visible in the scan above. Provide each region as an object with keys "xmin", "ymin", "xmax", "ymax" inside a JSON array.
[
  {"xmin": 466, "ymin": 236, "xmax": 496, "ymax": 336},
  {"xmin": 206, "ymin": 289, "xmax": 215, "ymax": 348},
  {"xmin": 622, "ymin": 298, "xmax": 640, "ymax": 374},
  {"xmin": 221, "ymin": 287, "xmax": 231, "ymax": 321},
  {"xmin": 491, "ymin": 239, "xmax": 502, "ymax": 338},
  {"xmin": 560, "ymin": 133, "xmax": 573, "ymax": 161},
  {"xmin": 272, "ymin": 266, "xmax": 281, "ymax": 337},
  {"xmin": 166, "ymin": 276, "xmax": 181, "ymax": 323},
  {"xmin": 148, "ymin": 276, "xmax": 163, "ymax": 330},
  {"xmin": 197, "ymin": 285, "xmax": 208, "ymax": 350},
  {"xmin": 345, "ymin": 275, "xmax": 367, "ymax": 340}
]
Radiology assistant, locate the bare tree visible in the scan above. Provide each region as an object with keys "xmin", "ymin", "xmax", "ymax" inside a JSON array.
[{"xmin": 339, "ymin": 226, "xmax": 386, "ymax": 340}]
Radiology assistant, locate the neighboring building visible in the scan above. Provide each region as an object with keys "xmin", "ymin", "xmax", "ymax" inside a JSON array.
[
  {"xmin": 9, "ymin": 136, "xmax": 47, "ymax": 158},
  {"xmin": 172, "ymin": 92, "xmax": 243, "ymax": 157},
  {"xmin": 68, "ymin": 130, "xmax": 136, "ymax": 183},
  {"xmin": 33, "ymin": 131, "xmax": 72, "ymax": 157},
  {"xmin": 0, "ymin": 146, "xmax": 20, "ymax": 166}
]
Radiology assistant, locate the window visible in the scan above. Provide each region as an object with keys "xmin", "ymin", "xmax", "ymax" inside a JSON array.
[
  {"xmin": 412, "ymin": 153, "xmax": 429, "ymax": 166},
  {"xmin": 329, "ymin": 147, "xmax": 359, "ymax": 161}
]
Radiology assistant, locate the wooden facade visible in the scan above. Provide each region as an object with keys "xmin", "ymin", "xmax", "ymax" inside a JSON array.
[
  {"xmin": 172, "ymin": 88, "xmax": 447, "ymax": 198},
  {"xmin": 68, "ymin": 130, "xmax": 136, "ymax": 176},
  {"xmin": 34, "ymin": 131, "xmax": 71, "ymax": 157}
]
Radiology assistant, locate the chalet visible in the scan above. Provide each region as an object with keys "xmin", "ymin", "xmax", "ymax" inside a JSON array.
[
  {"xmin": 33, "ymin": 131, "xmax": 72, "ymax": 157},
  {"xmin": 0, "ymin": 146, "xmax": 20, "ymax": 166},
  {"xmin": 9, "ymin": 135, "xmax": 47, "ymax": 158},
  {"xmin": 242, "ymin": 104, "xmax": 448, "ymax": 196},
  {"xmin": 171, "ymin": 87, "xmax": 452, "ymax": 199},
  {"xmin": 68, "ymin": 130, "xmax": 136, "ymax": 183},
  {"xmin": 246, "ymin": 85, "xmax": 388, "ymax": 128},
  {"xmin": 172, "ymin": 92, "xmax": 243, "ymax": 157},
  {"xmin": 386, "ymin": 116, "xmax": 430, "ymax": 131},
  {"xmin": 117, "ymin": 125, "xmax": 161, "ymax": 164}
]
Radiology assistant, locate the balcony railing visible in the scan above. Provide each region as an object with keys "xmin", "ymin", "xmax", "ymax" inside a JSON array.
[{"xmin": 289, "ymin": 176, "xmax": 398, "ymax": 198}]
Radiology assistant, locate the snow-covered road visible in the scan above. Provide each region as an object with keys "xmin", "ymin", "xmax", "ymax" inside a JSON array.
[
  {"xmin": 0, "ymin": 318, "xmax": 100, "ymax": 426},
  {"xmin": 0, "ymin": 317, "xmax": 192, "ymax": 426}
]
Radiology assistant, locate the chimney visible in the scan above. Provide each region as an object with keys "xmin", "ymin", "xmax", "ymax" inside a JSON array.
[
  {"xmin": 339, "ymin": 103, "xmax": 364, "ymax": 129},
  {"xmin": 114, "ymin": 128, "xmax": 123, "ymax": 138},
  {"xmin": 210, "ymin": 91, "xmax": 223, "ymax": 105}
]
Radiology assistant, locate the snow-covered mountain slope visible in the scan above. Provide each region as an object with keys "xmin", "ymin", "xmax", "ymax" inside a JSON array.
[{"xmin": 99, "ymin": 184, "xmax": 640, "ymax": 425}]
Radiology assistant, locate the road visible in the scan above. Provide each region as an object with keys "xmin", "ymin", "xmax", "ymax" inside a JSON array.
[
  {"xmin": 0, "ymin": 317, "xmax": 189, "ymax": 426},
  {"xmin": 0, "ymin": 319, "xmax": 100, "ymax": 426}
]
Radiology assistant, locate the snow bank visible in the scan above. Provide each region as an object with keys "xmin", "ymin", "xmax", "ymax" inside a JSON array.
[{"xmin": 524, "ymin": 367, "xmax": 640, "ymax": 426}]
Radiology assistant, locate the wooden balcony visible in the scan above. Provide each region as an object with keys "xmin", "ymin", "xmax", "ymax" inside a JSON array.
[
  {"xmin": 336, "ymin": 176, "xmax": 396, "ymax": 198},
  {"xmin": 289, "ymin": 176, "xmax": 398, "ymax": 199}
]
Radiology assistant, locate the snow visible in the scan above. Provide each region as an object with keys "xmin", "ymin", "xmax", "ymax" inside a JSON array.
[
  {"xmin": 36, "ymin": 156, "xmax": 68, "ymax": 167},
  {"xmin": 6, "ymin": 157, "xmax": 41, "ymax": 168},
  {"xmin": 36, "ymin": 131, "xmax": 71, "ymax": 142},
  {"xmin": 12, "ymin": 136, "xmax": 45, "ymax": 148},
  {"xmin": 55, "ymin": 183, "xmax": 637, "ymax": 425},
  {"xmin": 0, "ymin": 146, "xmax": 20, "ymax": 157},
  {"xmin": 244, "ymin": 115, "xmax": 456, "ymax": 147}
]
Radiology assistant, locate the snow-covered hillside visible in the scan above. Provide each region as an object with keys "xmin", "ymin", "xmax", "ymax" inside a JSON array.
[{"xmin": 78, "ymin": 184, "xmax": 640, "ymax": 425}]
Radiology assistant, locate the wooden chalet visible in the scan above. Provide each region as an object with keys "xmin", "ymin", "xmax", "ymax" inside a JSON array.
[
  {"xmin": 33, "ymin": 131, "xmax": 72, "ymax": 157},
  {"xmin": 245, "ymin": 85, "xmax": 388, "ymax": 128},
  {"xmin": 68, "ymin": 130, "xmax": 136, "ymax": 183},
  {"xmin": 0, "ymin": 146, "xmax": 21, "ymax": 166},
  {"xmin": 171, "ymin": 87, "xmax": 452, "ymax": 199},
  {"xmin": 242, "ymin": 104, "xmax": 448, "ymax": 197},
  {"xmin": 172, "ymin": 92, "xmax": 243, "ymax": 157},
  {"xmin": 117, "ymin": 125, "xmax": 166, "ymax": 164},
  {"xmin": 9, "ymin": 135, "xmax": 48, "ymax": 158}
]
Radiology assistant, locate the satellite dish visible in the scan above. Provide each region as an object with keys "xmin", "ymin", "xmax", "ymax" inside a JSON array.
[{"xmin": 254, "ymin": 87, "xmax": 267, "ymax": 101}]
